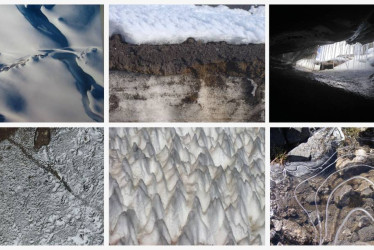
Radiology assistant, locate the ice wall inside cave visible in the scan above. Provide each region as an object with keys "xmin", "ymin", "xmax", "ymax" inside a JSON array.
[
  {"xmin": 109, "ymin": 127, "xmax": 265, "ymax": 245},
  {"xmin": 296, "ymin": 41, "xmax": 374, "ymax": 71}
]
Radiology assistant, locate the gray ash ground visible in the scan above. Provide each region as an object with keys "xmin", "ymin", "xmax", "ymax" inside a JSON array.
[
  {"xmin": 109, "ymin": 36, "xmax": 264, "ymax": 122},
  {"xmin": 0, "ymin": 128, "xmax": 103, "ymax": 245},
  {"xmin": 271, "ymin": 128, "xmax": 374, "ymax": 245}
]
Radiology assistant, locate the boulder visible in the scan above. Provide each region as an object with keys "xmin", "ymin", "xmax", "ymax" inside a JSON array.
[
  {"xmin": 305, "ymin": 193, "xmax": 320, "ymax": 205},
  {"xmin": 285, "ymin": 128, "xmax": 343, "ymax": 177},
  {"xmin": 273, "ymin": 219, "xmax": 282, "ymax": 232},
  {"xmin": 358, "ymin": 225, "xmax": 374, "ymax": 242},
  {"xmin": 334, "ymin": 185, "xmax": 353, "ymax": 207},
  {"xmin": 281, "ymin": 219, "xmax": 312, "ymax": 244},
  {"xmin": 286, "ymin": 128, "xmax": 311, "ymax": 145}
]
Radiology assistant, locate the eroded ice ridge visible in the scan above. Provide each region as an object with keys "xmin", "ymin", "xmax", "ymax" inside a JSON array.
[
  {"xmin": 0, "ymin": 128, "xmax": 104, "ymax": 245},
  {"xmin": 109, "ymin": 5, "xmax": 265, "ymax": 45},
  {"xmin": 109, "ymin": 128, "xmax": 265, "ymax": 245},
  {"xmin": 0, "ymin": 5, "xmax": 103, "ymax": 122}
]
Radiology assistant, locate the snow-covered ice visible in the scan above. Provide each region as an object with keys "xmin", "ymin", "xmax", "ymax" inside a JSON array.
[
  {"xmin": 0, "ymin": 5, "xmax": 103, "ymax": 122},
  {"xmin": 109, "ymin": 5, "xmax": 265, "ymax": 45},
  {"xmin": 109, "ymin": 127, "xmax": 265, "ymax": 245}
]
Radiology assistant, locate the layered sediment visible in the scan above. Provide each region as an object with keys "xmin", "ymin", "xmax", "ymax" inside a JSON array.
[{"xmin": 109, "ymin": 36, "xmax": 265, "ymax": 122}]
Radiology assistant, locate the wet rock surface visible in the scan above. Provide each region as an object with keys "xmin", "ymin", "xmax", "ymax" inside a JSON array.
[
  {"xmin": 283, "ymin": 128, "xmax": 343, "ymax": 177},
  {"xmin": 271, "ymin": 128, "xmax": 374, "ymax": 245},
  {"xmin": 0, "ymin": 128, "xmax": 104, "ymax": 245}
]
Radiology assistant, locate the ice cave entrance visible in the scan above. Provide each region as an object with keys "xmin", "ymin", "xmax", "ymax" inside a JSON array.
[{"xmin": 296, "ymin": 41, "xmax": 374, "ymax": 71}]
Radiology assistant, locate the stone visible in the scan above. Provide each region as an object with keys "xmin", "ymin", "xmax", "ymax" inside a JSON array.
[
  {"xmin": 358, "ymin": 216, "xmax": 372, "ymax": 228},
  {"xmin": 309, "ymin": 210, "xmax": 322, "ymax": 225},
  {"xmin": 287, "ymin": 208, "xmax": 297, "ymax": 217},
  {"xmin": 0, "ymin": 128, "xmax": 18, "ymax": 142},
  {"xmin": 334, "ymin": 185, "xmax": 353, "ymax": 207},
  {"xmin": 356, "ymin": 181, "xmax": 374, "ymax": 198},
  {"xmin": 358, "ymin": 225, "xmax": 374, "ymax": 242},
  {"xmin": 270, "ymin": 128, "xmax": 287, "ymax": 148},
  {"xmin": 286, "ymin": 128, "xmax": 311, "ymax": 145},
  {"xmin": 273, "ymin": 219, "xmax": 282, "ymax": 232},
  {"xmin": 286, "ymin": 128, "xmax": 342, "ymax": 177},
  {"xmin": 282, "ymin": 219, "xmax": 312, "ymax": 244},
  {"xmin": 305, "ymin": 193, "xmax": 321, "ymax": 205},
  {"xmin": 34, "ymin": 128, "xmax": 51, "ymax": 150}
]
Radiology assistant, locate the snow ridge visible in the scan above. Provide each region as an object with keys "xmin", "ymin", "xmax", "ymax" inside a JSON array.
[
  {"xmin": 109, "ymin": 5, "xmax": 265, "ymax": 45},
  {"xmin": 109, "ymin": 128, "xmax": 265, "ymax": 245}
]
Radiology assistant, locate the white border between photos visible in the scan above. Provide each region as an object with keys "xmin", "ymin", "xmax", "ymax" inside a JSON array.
[{"xmin": 1, "ymin": 0, "xmax": 374, "ymax": 249}]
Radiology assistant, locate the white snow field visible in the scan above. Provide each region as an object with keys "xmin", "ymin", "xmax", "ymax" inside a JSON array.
[
  {"xmin": 109, "ymin": 5, "xmax": 265, "ymax": 45},
  {"xmin": 0, "ymin": 5, "xmax": 103, "ymax": 122},
  {"xmin": 109, "ymin": 128, "xmax": 265, "ymax": 245}
]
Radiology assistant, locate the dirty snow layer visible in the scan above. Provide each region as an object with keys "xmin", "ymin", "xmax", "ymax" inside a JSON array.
[
  {"xmin": 109, "ymin": 5, "xmax": 265, "ymax": 45},
  {"xmin": 109, "ymin": 127, "xmax": 265, "ymax": 245},
  {"xmin": 0, "ymin": 5, "xmax": 103, "ymax": 122},
  {"xmin": 0, "ymin": 128, "xmax": 104, "ymax": 245},
  {"xmin": 110, "ymin": 72, "xmax": 264, "ymax": 122}
]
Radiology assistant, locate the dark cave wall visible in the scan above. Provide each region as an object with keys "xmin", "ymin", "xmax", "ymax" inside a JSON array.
[{"xmin": 271, "ymin": 5, "xmax": 374, "ymax": 65}]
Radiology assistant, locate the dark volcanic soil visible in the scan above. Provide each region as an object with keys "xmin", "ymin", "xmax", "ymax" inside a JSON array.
[{"xmin": 109, "ymin": 35, "xmax": 264, "ymax": 81}]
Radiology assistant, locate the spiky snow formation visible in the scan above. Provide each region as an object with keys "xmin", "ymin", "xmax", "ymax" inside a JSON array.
[{"xmin": 109, "ymin": 127, "xmax": 265, "ymax": 245}]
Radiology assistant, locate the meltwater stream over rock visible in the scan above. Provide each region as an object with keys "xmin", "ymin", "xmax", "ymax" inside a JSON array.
[{"xmin": 271, "ymin": 128, "xmax": 374, "ymax": 245}]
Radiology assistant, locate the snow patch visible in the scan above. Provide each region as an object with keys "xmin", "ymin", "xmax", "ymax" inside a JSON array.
[{"xmin": 109, "ymin": 5, "xmax": 265, "ymax": 45}]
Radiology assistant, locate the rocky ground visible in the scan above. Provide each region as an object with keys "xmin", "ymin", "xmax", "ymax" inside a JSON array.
[
  {"xmin": 0, "ymin": 128, "xmax": 104, "ymax": 245},
  {"xmin": 271, "ymin": 128, "xmax": 374, "ymax": 245},
  {"xmin": 109, "ymin": 35, "xmax": 264, "ymax": 122}
]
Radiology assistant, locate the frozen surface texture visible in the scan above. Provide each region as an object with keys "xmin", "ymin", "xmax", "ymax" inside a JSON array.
[
  {"xmin": 0, "ymin": 128, "xmax": 104, "ymax": 245},
  {"xmin": 109, "ymin": 127, "xmax": 265, "ymax": 245},
  {"xmin": 109, "ymin": 5, "xmax": 265, "ymax": 45},
  {"xmin": 0, "ymin": 5, "xmax": 103, "ymax": 122}
]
